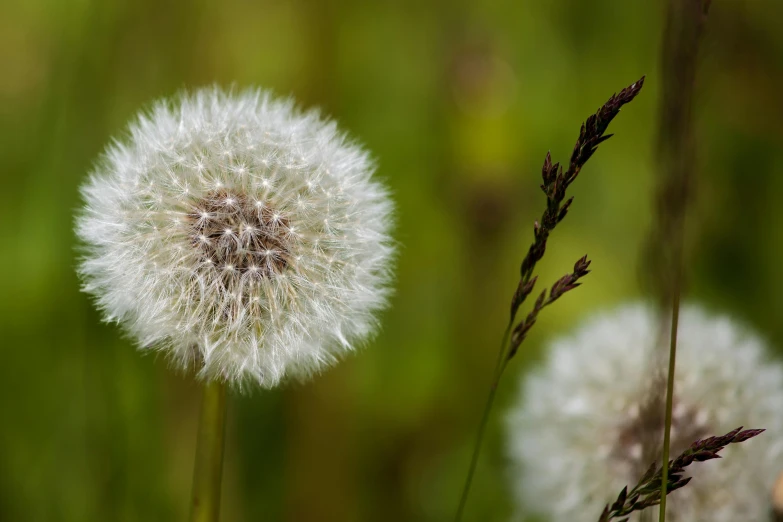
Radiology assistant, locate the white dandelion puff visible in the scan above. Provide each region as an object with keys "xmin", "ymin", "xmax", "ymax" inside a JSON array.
[
  {"xmin": 506, "ymin": 303, "xmax": 783, "ymax": 521},
  {"xmin": 76, "ymin": 87, "xmax": 395, "ymax": 390}
]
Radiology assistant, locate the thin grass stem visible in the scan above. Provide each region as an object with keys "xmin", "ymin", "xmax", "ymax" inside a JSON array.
[
  {"xmin": 454, "ymin": 320, "xmax": 514, "ymax": 522},
  {"xmin": 659, "ymin": 243, "xmax": 683, "ymax": 522},
  {"xmin": 653, "ymin": 2, "xmax": 710, "ymax": 519}
]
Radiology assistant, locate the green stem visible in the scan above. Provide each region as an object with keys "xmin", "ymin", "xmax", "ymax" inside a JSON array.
[
  {"xmin": 654, "ymin": 2, "xmax": 709, "ymax": 519},
  {"xmin": 189, "ymin": 380, "xmax": 227, "ymax": 522},
  {"xmin": 659, "ymin": 273, "xmax": 682, "ymax": 522},
  {"xmin": 455, "ymin": 320, "xmax": 514, "ymax": 522}
]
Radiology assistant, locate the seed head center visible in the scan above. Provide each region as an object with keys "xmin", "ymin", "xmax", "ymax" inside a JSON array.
[
  {"xmin": 188, "ymin": 190, "xmax": 291, "ymax": 276},
  {"xmin": 612, "ymin": 398, "xmax": 711, "ymax": 479}
]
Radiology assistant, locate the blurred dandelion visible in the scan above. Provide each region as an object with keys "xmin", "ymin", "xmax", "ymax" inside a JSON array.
[
  {"xmin": 76, "ymin": 87, "xmax": 395, "ymax": 521},
  {"xmin": 76, "ymin": 87, "xmax": 395, "ymax": 390},
  {"xmin": 507, "ymin": 303, "xmax": 783, "ymax": 522}
]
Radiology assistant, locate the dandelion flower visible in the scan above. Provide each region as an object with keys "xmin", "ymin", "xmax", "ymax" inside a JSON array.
[
  {"xmin": 506, "ymin": 303, "xmax": 783, "ymax": 521},
  {"xmin": 77, "ymin": 87, "xmax": 395, "ymax": 390}
]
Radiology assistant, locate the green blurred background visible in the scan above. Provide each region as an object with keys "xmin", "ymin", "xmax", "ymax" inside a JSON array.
[{"xmin": 1, "ymin": 0, "xmax": 782, "ymax": 520}]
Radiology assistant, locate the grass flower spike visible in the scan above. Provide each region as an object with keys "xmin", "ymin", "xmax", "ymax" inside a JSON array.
[
  {"xmin": 453, "ymin": 77, "xmax": 645, "ymax": 521},
  {"xmin": 507, "ymin": 303, "xmax": 783, "ymax": 521},
  {"xmin": 77, "ymin": 87, "xmax": 395, "ymax": 390}
]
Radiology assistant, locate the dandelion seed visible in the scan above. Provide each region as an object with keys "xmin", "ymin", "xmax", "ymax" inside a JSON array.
[
  {"xmin": 76, "ymin": 87, "xmax": 395, "ymax": 390},
  {"xmin": 506, "ymin": 303, "xmax": 783, "ymax": 522}
]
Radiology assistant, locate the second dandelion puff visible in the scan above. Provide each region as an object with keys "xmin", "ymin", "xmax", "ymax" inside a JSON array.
[{"xmin": 506, "ymin": 304, "xmax": 783, "ymax": 521}]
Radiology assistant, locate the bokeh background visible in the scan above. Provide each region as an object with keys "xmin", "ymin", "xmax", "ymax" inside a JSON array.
[{"xmin": 2, "ymin": 0, "xmax": 783, "ymax": 520}]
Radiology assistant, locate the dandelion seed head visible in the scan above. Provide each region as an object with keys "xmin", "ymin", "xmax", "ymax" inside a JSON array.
[
  {"xmin": 506, "ymin": 303, "xmax": 783, "ymax": 521},
  {"xmin": 76, "ymin": 87, "xmax": 395, "ymax": 390}
]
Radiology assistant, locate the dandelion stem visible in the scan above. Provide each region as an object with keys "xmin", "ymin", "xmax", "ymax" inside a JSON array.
[
  {"xmin": 189, "ymin": 380, "xmax": 227, "ymax": 522},
  {"xmin": 455, "ymin": 320, "xmax": 514, "ymax": 522}
]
